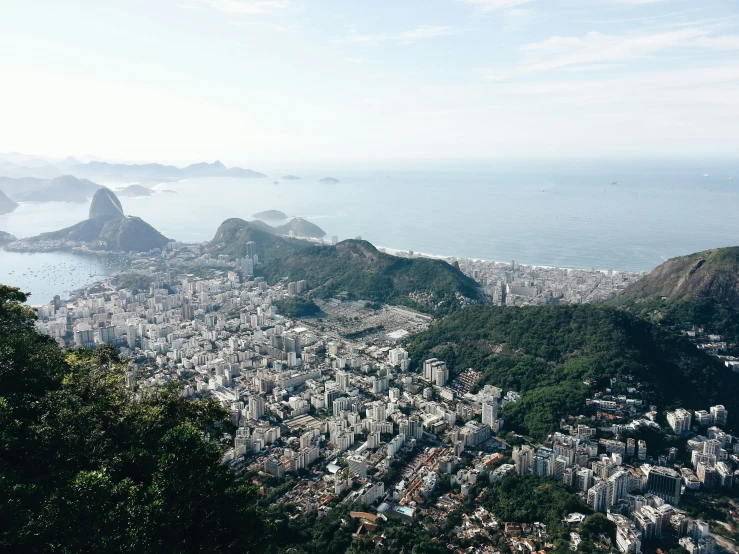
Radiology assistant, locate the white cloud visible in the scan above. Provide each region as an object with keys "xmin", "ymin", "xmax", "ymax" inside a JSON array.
[
  {"xmin": 337, "ymin": 25, "xmax": 461, "ymax": 45},
  {"xmin": 396, "ymin": 25, "xmax": 460, "ymax": 42},
  {"xmin": 458, "ymin": 0, "xmax": 534, "ymax": 11},
  {"xmin": 206, "ymin": 0, "xmax": 291, "ymax": 15},
  {"xmin": 481, "ymin": 26, "xmax": 739, "ymax": 78}
]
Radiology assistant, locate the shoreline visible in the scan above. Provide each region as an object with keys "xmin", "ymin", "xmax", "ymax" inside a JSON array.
[{"xmin": 1, "ymin": 233, "xmax": 647, "ymax": 307}]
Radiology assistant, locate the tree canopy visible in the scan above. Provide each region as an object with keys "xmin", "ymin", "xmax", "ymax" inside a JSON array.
[{"xmin": 0, "ymin": 285, "xmax": 267, "ymax": 553}]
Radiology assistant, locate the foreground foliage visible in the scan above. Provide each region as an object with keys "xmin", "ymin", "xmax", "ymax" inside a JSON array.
[{"xmin": 0, "ymin": 285, "xmax": 267, "ymax": 553}]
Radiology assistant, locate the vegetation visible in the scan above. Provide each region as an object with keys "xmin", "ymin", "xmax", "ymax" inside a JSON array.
[
  {"xmin": 615, "ymin": 295, "xmax": 739, "ymax": 345},
  {"xmin": 116, "ymin": 272, "xmax": 153, "ymax": 294},
  {"xmin": 275, "ymin": 296, "xmax": 322, "ymax": 318},
  {"xmin": 617, "ymin": 246, "xmax": 739, "ymax": 342},
  {"xmin": 406, "ymin": 304, "xmax": 739, "ymax": 439},
  {"xmin": 0, "ymin": 285, "xmax": 267, "ymax": 553},
  {"xmin": 482, "ymin": 474, "xmax": 588, "ymax": 532},
  {"xmin": 260, "ymin": 240, "xmax": 481, "ymax": 315}
]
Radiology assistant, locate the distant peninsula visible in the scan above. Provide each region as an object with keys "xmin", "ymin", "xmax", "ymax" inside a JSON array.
[
  {"xmin": 68, "ymin": 160, "xmax": 267, "ymax": 181},
  {"xmin": 280, "ymin": 175, "xmax": 300, "ymax": 180},
  {"xmin": 116, "ymin": 184, "xmax": 153, "ymax": 197},
  {"xmin": 252, "ymin": 210, "xmax": 288, "ymax": 221},
  {"xmin": 8, "ymin": 188, "xmax": 169, "ymax": 253},
  {"xmin": 319, "ymin": 177, "xmax": 339, "ymax": 184},
  {"xmin": 0, "ymin": 175, "xmax": 101, "ymax": 203},
  {"xmin": 0, "ymin": 189, "xmax": 18, "ymax": 214}
]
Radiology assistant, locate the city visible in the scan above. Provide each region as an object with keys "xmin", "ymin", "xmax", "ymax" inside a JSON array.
[{"xmin": 29, "ymin": 238, "xmax": 739, "ymax": 554}]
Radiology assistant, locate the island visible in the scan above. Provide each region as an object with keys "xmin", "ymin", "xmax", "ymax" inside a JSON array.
[
  {"xmin": 319, "ymin": 177, "xmax": 339, "ymax": 184},
  {"xmin": 116, "ymin": 184, "xmax": 153, "ymax": 197},
  {"xmin": 252, "ymin": 210, "xmax": 288, "ymax": 221},
  {"xmin": 280, "ymin": 175, "xmax": 301, "ymax": 180}
]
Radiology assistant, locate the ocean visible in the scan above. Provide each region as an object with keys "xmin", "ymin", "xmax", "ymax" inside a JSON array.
[{"xmin": 0, "ymin": 159, "xmax": 737, "ymax": 301}]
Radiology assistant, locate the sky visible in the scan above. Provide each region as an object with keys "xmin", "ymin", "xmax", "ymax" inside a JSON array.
[{"xmin": 0, "ymin": 0, "xmax": 738, "ymax": 166}]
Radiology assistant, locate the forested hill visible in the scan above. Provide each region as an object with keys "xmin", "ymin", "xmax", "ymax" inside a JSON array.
[
  {"xmin": 405, "ymin": 304, "xmax": 739, "ymax": 439},
  {"xmin": 259, "ymin": 239, "xmax": 482, "ymax": 315},
  {"xmin": 616, "ymin": 246, "xmax": 739, "ymax": 342},
  {"xmin": 0, "ymin": 286, "xmax": 267, "ymax": 552}
]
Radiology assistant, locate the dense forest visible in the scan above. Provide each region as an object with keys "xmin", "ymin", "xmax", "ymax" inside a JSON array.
[
  {"xmin": 406, "ymin": 304, "xmax": 739, "ymax": 439},
  {"xmin": 0, "ymin": 286, "xmax": 267, "ymax": 553}
]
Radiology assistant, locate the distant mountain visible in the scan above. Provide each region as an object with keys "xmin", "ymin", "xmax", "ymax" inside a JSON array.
[
  {"xmin": 15, "ymin": 188, "xmax": 169, "ymax": 253},
  {"xmin": 252, "ymin": 210, "xmax": 288, "ymax": 221},
  {"xmin": 0, "ymin": 152, "xmax": 54, "ymax": 168},
  {"xmin": 0, "ymin": 161, "xmax": 62, "ymax": 180},
  {"xmin": 319, "ymin": 177, "xmax": 339, "ymax": 184},
  {"xmin": 116, "ymin": 184, "xmax": 153, "ymax": 197},
  {"xmin": 281, "ymin": 175, "xmax": 300, "ymax": 180},
  {"xmin": 616, "ymin": 246, "xmax": 739, "ymax": 342},
  {"xmin": 0, "ymin": 230, "xmax": 17, "ymax": 245},
  {"xmin": 260, "ymin": 239, "xmax": 481, "ymax": 314},
  {"xmin": 0, "ymin": 175, "xmax": 101, "ymax": 203},
  {"xmin": 273, "ymin": 217, "xmax": 326, "ymax": 238},
  {"xmin": 208, "ymin": 219, "xmax": 308, "ymax": 260},
  {"xmin": 69, "ymin": 160, "xmax": 266, "ymax": 181},
  {"xmin": 0, "ymin": 189, "xmax": 18, "ymax": 214}
]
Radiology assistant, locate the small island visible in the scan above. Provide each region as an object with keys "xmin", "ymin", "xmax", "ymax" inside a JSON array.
[
  {"xmin": 280, "ymin": 175, "xmax": 301, "ymax": 180},
  {"xmin": 116, "ymin": 184, "xmax": 153, "ymax": 197},
  {"xmin": 319, "ymin": 177, "xmax": 339, "ymax": 184},
  {"xmin": 252, "ymin": 210, "xmax": 288, "ymax": 221}
]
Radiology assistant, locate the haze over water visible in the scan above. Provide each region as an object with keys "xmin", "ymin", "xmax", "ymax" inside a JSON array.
[{"xmin": 1, "ymin": 160, "xmax": 737, "ymax": 301}]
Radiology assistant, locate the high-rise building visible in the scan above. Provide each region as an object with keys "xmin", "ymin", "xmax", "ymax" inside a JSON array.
[
  {"xmin": 388, "ymin": 347, "xmax": 409, "ymax": 367},
  {"xmin": 264, "ymin": 456, "xmax": 285, "ymax": 479},
  {"xmin": 532, "ymin": 454, "xmax": 551, "ymax": 477},
  {"xmin": 637, "ymin": 440, "xmax": 647, "ymax": 461},
  {"xmin": 248, "ymin": 395, "xmax": 265, "ymax": 420},
  {"xmin": 347, "ymin": 454, "xmax": 367, "ymax": 479},
  {"xmin": 481, "ymin": 399, "xmax": 499, "ymax": 428},
  {"xmin": 335, "ymin": 370, "xmax": 351, "ymax": 392},
  {"xmin": 643, "ymin": 465, "xmax": 682, "ymax": 505},
  {"xmin": 245, "ymin": 241, "xmax": 257, "ymax": 259},
  {"xmin": 667, "ymin": 409, "xmax": 692, "ymax": 434},
  {"xmin": 368, "ymin": 400, "xmax": 386, "ymax": 422},
  {"xmin": 710, "ymin": 405, "xmax": 728, "ymax": 426},
  {"xmin": 512, "ymin": 445, "xmax": 534, "ymax": 475},
  {"xmin": 608, "ymin": 470, "xmax": 629, "ymax": 507},
  {"xmin": 588, "ymin": 481, "xmax": 609, "ymax": 513}
]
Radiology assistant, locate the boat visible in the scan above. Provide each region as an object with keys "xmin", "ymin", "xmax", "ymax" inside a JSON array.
[
  {"xmin": 703, "ymin": 174, "xmax": 710, "ymax": 177},
  {"xmin": 273, "ymin": 180, "xmax": 279, "ymax": 185}
]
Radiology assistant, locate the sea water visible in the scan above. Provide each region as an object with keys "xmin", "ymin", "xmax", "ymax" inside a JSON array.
[{"xmin": 1, "ymin": 159, "xmax": 737, "ymax": 300}]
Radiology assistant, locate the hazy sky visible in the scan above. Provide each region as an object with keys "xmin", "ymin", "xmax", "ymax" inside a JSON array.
[{"xmin": 1, "ymin": 0, "xmax": 738, "ymax": 166}]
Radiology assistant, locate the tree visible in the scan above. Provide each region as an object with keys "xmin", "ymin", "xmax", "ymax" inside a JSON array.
[{"xmin": 0, "ymin": 286, "xmax": 268, "ymax": 553}]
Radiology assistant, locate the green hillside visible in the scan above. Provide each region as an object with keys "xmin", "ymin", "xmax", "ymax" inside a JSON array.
[
  {"xmin": 260, "ymin": 239, "xmax": 482, "ymax": 315},
  {"xmin": 617, "ymin": 246, "xmax": 739, "ymax": 341},
  {"xmin": 406, "ymin": 304, "xmax": 739, "ymax": 439}
]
